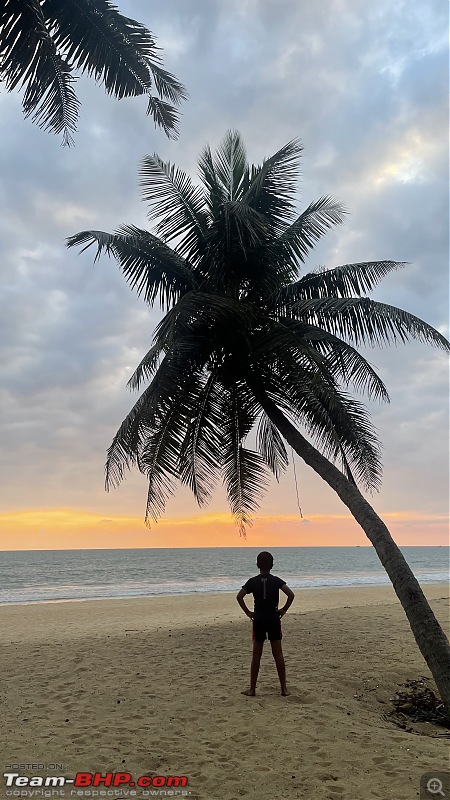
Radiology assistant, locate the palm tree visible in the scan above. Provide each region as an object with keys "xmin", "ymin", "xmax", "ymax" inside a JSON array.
[
  {"xmin": 0, "ymin": 0, "xmax": 187, "ymax": 145},
  {"xmin": 67, "ymin": 130, "xmax": 450, "ymax": 713}
]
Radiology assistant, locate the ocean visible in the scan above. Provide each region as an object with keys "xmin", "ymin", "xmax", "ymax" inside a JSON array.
[{"xmin": 0, "ymin": 546, "xmax": 448, "ymax": 605}]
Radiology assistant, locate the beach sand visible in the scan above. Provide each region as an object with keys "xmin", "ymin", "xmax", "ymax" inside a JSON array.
[{"xmin": 1, "ymin": 583, "xmax": 449, "ymax": 800}]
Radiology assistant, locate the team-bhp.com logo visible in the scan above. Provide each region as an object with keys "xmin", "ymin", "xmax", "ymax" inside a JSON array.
[{"xmin": 3, "ymin": 772, "xmax": 189, "ymax": 793}]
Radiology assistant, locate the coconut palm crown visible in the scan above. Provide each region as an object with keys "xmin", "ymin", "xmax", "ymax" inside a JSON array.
[
  {"xmin": 67, "ymin": 130, "xmax": 449, "ymax": 533},
  {"xmin": 0, "ymin": 0, "xmax": 187, "ymax": 144}
]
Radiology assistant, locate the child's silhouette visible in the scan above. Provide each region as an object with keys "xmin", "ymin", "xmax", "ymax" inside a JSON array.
[{"xmin": 237, "ymin": 551, "xmax": 295, "ymax": 696}]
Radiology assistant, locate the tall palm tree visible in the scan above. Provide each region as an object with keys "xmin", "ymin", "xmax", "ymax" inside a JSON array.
[
  {"xmin": 0, "ymin": 0, "xmax": 187, "ymax": 145},
  {"xmin": 67, "ymin": 130, "xmax": 450, "ymax": 713}
]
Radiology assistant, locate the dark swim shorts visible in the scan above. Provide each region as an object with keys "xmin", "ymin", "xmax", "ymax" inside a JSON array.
[{"xmin": 252, "ymin": 618, "xmax": 282, "ymax": 642}]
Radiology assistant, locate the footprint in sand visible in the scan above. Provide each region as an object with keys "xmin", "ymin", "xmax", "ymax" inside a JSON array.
[{"xmin": 286, "ymin": 693, "xmax": 314, "ymax": 704}]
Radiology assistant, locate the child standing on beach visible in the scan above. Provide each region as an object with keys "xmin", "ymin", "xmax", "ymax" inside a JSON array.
[{"xmin": 236, "ymin": 551, "xmax": 295, "ymax": 696}]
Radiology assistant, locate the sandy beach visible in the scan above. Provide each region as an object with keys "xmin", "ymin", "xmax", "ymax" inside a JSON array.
[{"xmin": 1, "ymin": 583, "xmax": 449, "ymax": 800}]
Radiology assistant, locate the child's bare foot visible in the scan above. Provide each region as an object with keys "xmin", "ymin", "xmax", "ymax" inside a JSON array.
[
  {"xmin": 241, "ymin": 689, "xmax": 256, "ymax": 696},
  {"xmin": 281, "ymin": 687, "xmax": 290, "ymax": 696}
]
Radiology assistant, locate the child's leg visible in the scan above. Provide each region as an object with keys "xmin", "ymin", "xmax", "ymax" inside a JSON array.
[
  {"xmin": 242, "ymin": 640, "xmax": 264, "ymax": 696},
  {"xmin": 270, "ymin": 639, "xmax": 289, "ymax": 695}
]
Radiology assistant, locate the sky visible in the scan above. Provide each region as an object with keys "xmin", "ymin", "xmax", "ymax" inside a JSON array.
[{"xmin": 0, "ymin": 0, "xmax": 448, "ymax": 550}]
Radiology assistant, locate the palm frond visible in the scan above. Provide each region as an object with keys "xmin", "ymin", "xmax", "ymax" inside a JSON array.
[
  {"xmin": 24, "ymin": 40, "xmax": 80, "ymax": 146},
  {"xmin": 139, "ymin": 155, "xmax": 208, "ymax": 260},
  {"xmin": 284, "ymin": 260, "xmax": 409, "ymax": 300},
  {"xmin": 140, "ymin": 362, "xmax": 223, "ymax": 523},
  {"xmin": 300, "ymin": 388, "xmax": 383, "ymax": 492},
  {"xmin": 153, "ymin": 291, "xmax": 256, "ymax": 350},
  {"xmin": 145, "ymin": 96, "xmax": 180, "ymax": 139},
  {"xmin": 283, "ymin": 296, "xmax": 450, "ymax": 351},
  {"xmin": 241, "ymin": 138, "xmax": 303, "ymax": 231},
  {"xmin": 105, "ymin": 379, "xmax": 156, "ymax": 490},
  {"xmin": 256, "ymin": 412, "xmax": 289, "ymax": 480},
  {"xmin": 45, "ymin": 0, "xmax": 187, "ymax": 113},
  {"xmin": 43, "ymin": 0, "xmax": 153, "ymax": 93},
  {"xmin": 66, "ymin": 226, "xmax": 196, "ymax": 309},
  {"xmin": 257, "ymin": 363, "xmax": 383, "ymax": 492},
  {"xmin": 251, "ymin": 320, "xmax": 340, "ymax": 386},
  {"xmin": 272, "ymin": 318, "xmax": 390, "ymax": 402},
  {"xmin": 105, "ymin": 347, "xmax": 193, "ymax": 490},
  {"xmin": 222, "ymin": 385, "xmax": 268, "ymax": 534},
  {"xmin": 197, "ymin": 143, "xmax": 227, "ymax": 215},
  {"xmin": 140, "ymin": 402, "xmax": 185, "ymax": 524},
  {"xmin": 178, "ymin": 370, "xmax": 225, "ymax": 505},
  {"xmin": 1, "ymin": 0, "xmax": 80, "ymax": 144},
  {"xmin": 126, "ymin": 342, "xmax": 163, "ymax": 391},
  {"xmin": 1, "ymin": 0, "xmax": 186, "ymax": 141},
  {"xmin": 106, "ymin": 352, "xmax": 206, "ymax": 522},
  {"xmin": 212, "ymin": 129, "xmax": 248, "ymax": 201},
  {"xmin": 143, "ymin": 60, "xmax": 187, "ymax": 105},
  {"xmin": 274, "ymin": 196, "xmax": 347, "ymax": 267}
]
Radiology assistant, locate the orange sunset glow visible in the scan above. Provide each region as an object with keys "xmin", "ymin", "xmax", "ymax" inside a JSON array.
[{"xmin": 1, "ymin": 509, "xmax": 448, "ymax": 550}]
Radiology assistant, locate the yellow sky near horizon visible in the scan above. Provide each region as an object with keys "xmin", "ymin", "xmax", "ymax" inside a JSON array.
[{"xmin": 0, "ymin": 509, "xmax": 448, "ymax": 550}]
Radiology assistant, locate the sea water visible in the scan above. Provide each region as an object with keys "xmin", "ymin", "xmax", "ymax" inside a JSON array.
[{"xmin": 0, "ymin": 546, "xmax": 447, "ymax": 604}]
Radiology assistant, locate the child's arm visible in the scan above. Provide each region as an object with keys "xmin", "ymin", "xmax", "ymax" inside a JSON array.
[
  {"xmin": 236, "ymin": 588, "xmax": 253, "ymax": 619},
  {"xmin": 279, "ymin": 584, "xmax": 295, "ymax": 617}
]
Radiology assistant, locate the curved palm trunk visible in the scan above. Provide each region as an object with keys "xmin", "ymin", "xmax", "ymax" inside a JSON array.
[{"xmin": 250, "ymin": 381, "xmax": 450, "ymax": 715}]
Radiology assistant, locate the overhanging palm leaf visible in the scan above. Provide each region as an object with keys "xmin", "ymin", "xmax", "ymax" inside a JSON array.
[
  {"xmin": 106, "ymin": 350, "xmax": 206, "ymax": 520},
  {"xmin": 0, "ymin": 0, "xmax": 186, "ymax": 143},
  {"xmin": 221, "ymin": 384, "xmax": 269, "ymax": 533},
  {"xmin": 178, "ymin": 370, "xmax": 225, "ymax": 506},
  {"xmin": 256, "ymin": 413, "xmax": 289, "ymax": 481},
  {"xmin": 1, "ymin": 0, "xmax": 80, "ymax": 145}
]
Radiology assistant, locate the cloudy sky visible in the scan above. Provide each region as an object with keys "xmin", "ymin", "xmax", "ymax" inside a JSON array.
[{"xmin": 1, "ymin": 0, "xmax": 448, "ymax": 549}]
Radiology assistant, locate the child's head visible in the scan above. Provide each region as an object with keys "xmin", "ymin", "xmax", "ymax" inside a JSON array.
[{"xmin": 256, "ymin": 551, "xmax": 274, "ymax": 572}]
